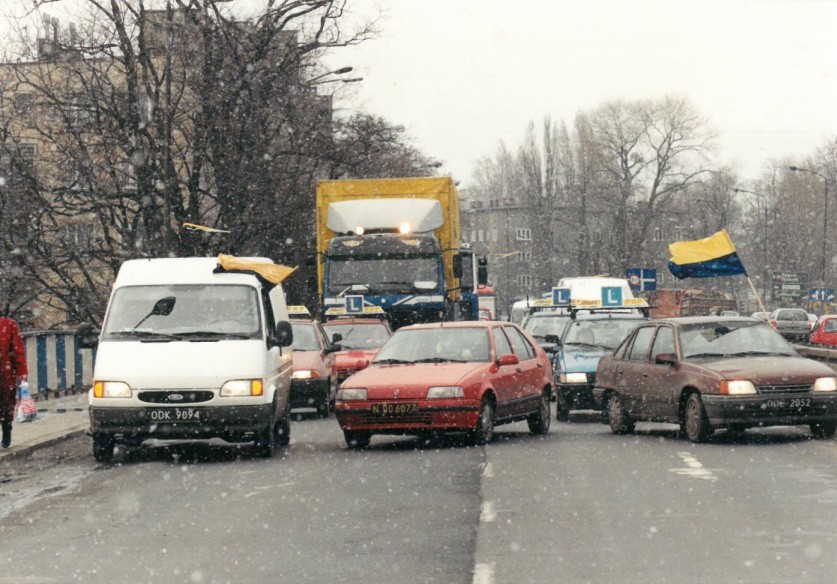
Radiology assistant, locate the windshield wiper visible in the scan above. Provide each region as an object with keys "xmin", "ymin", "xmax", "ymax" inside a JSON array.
[
  {"xmin": 373, "ymin": 358, "xmax": 413, "ymax": 365},
  {"xmin": 564, "ymin": 342, "xmax": 601, "ymax": 349},
  {"xmin": 412, "ymin": 357, "xmax": 465, "ymax": 363},
  {"xmin": 727, "ymin": 350, "xmax": 794, "ymax": 357},
  {"xmin": 113, "ymin": 330, "xmax": 180, "ymax": 342},
  {"xmin": 172, "ymin": 331, "xmax": 254, "ymax": 340},
  {"xmin": 684, "ymin": 352, "xmax": 728, "ymax": 359}
]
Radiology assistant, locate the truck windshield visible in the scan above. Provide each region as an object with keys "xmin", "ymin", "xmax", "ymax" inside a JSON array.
[
  {"xmin": 102, "ymin": 284, "xmax": 262, "ymax": 341},
  {"xmin": 327, "ymin": 257, "xmax": 439, "ymax": 294}
]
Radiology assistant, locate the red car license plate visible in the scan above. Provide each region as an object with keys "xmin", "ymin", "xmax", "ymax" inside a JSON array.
[
  {"xmin": 764, "ymin": 398, "xmax": 811, "ymax": 410},
  {"xmin": 371, "ymin": 403, "xmax": 418, "ymax": 417},
  {"xmin": 148, "ymin": 408, "xmax": 202, "ymax": 422}
]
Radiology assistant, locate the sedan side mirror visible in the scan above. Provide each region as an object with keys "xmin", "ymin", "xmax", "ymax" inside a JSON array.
[
  {"xmin": 655, "ymin": 352, "xmax": 676, "ymax": 366},
  {"xmin": 325, "ymin": 344, "xmax": 342, "ymax": 354},
  {"xmin": 331, "ymin": 333, "xmax": 343, "ymax": 344},
  {"xmin": 544, "ymin": 334, "xmax": 562, "ymax": 346},
  {"xmin": 497, "ymin": 353, "xmax": 520, "ymax": 367}
]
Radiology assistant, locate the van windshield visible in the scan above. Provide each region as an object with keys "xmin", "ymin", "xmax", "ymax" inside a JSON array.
[{"xmin": 101, "ymin": 284, "xmax": 262, "ymax": 341}]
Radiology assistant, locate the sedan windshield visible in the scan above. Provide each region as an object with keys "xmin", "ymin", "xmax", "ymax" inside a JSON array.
[
  {"xmin": 373, "ymin": 327, "xmax": 491, "ymax": 363},
  {"xmin": 563, "ymin": 318, "xmax": 644, "ymax": 350},
  {"xmin": 291, "ymin": 323, "xmax": 321, "ymax": 351},
  {"xmin": 680, "ymin": 321, "xmax": 797, "ymax": 359},
  {"xmin": 524, "ymin": 315, "xmax": 570, "ymax": 339},
  {"xmin": 102, "ymin": 284, "xmax": 261, "ymax": 340},
  {"xmin": 323, "ymin": 323, "xmax": 390, "ymax": 350},
  {"xmin": 327, "ymin": 256, "xmax": 439, "ymax": 294}
]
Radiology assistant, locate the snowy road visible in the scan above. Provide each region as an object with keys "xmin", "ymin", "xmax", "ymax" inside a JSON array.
[{"xmin": 1, "ymin": 412, "xmax": 836, "ymax": 583}]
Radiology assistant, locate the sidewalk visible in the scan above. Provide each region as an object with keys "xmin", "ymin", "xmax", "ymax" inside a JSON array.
[{"xmin": 0, "ymin": 392, "xmax": 89, "ymax": 461}]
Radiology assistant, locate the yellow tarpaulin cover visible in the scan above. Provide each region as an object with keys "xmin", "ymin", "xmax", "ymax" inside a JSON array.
[{"xmin": 217, "ymin": 254, "xmax": 298, "ymax": 285}]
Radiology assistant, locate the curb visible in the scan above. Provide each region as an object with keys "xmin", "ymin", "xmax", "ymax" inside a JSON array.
[{"xmin": 0, "ymin": 427, "xmax": 89, "ymax": 462}]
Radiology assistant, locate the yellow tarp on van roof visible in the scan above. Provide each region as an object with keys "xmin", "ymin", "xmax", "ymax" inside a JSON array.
[{"xmin": 216, "ymin": 254, "xmax": 298, "ymax": 285}]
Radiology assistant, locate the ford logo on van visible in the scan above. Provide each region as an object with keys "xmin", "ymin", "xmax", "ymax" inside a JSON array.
[{"xmin": 168, "ymin": 393, "xmax": 184, "ymax": 402}]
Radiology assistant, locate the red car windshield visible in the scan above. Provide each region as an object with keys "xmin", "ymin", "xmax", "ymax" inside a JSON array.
[
  {"xmin": 323, "ymin": 323, "xmax": 390, "ymax": 350},
  {"xmin": 374, "ymin": 327, "xmax": 491, "ymax": 363},
  {"xmin": 679, "ymin": 321, "xmax": 796, "ymax": 360}
]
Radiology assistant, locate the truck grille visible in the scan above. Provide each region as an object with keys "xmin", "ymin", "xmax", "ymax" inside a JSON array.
[
  {"xmin": 138, "ymin": 391, "xmax": 215, "ymax": 404},
  {"xmin": 756, "ymin": 384, "xmax": 812, "ymax": 395}
]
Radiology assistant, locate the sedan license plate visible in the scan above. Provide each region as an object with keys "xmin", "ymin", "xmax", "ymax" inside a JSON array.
[
  {"xmin": 764, "ymin": 398, "xmax": 812, "ymax": 410},
  {"xmin": 371, "ymin": 403, "xmax": 418, "ymax": 417},
  {"xmin": 148, "ymin": 408, "xmax": 201, "ymax": 422}
]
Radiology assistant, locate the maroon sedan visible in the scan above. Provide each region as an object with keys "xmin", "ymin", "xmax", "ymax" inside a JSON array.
[
  {"xmin": 593, "ymin": 317, "xmax": 837, "ymax": 442},
  {"xmin": 334, "ymin": 321, "xmax": 553, "ymax": 448}
]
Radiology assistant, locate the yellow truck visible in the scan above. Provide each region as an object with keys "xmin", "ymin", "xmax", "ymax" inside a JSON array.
[{"xmin": 315, "ymin": 177, "xmax": 485, "ymax": 329}]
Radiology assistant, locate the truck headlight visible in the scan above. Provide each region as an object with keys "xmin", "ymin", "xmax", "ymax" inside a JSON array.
[
  {"xmin": 293, "ymin": 370, "xmax": 322, "ymax": 380},
  {"xmin": 220, "ymin": 379, "xmax": 264, "ymax": 397},
  {"xmin": 337, "ymin": 388, "xmax": 367, "ymax": 400},
  {"xmin": 559, "ymin": 373, "xmax": 588, "ymax": 384},
  {"xmin": 93, "ymin": 381, "xmax": 131, "ymax": 398},
  {"xmin": 813, "ymin": 377, "xmax": 837, "ymax": 392},
  {"xmin": 426, "ymin": 386, "xmax": 464, "ymax": 399},
  {"xmin": 719, "ymin": 380, "xmax": 757, "ymax": 395}
]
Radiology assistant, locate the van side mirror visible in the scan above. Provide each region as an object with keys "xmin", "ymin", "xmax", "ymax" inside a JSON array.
[
  {"xmin": 453, "ymin": 254, "xmax": 463, "ymax": 279},
  {"xmin": 77, "ymin": 322, "xmax": 99, "ymax": 349},
  {"xmin": 477, "ymin": 256, "xmax": 488, "ymax": 286},
  {"xmin": 655, "ymin": 352, "xmax": 676, "ymax": 366},
  {"xmin": 273, "ymin": 320, "xmax": 293, "ymax": 348}
]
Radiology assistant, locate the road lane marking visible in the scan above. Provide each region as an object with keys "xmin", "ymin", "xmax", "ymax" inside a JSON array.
[
  {"xmin": 472, "ymin": 562, "xmax": 495, "ymax": 584},
  {"xmin": 482, "ymin": 462, "xmax": 494, "ymax": 477},
  {"xmin": 670, "ymin": 451, "xmax": 718, "ymax": 482},
  {"xmin": 480, "ymin": 500, "xmax": 496, "ymax": 523},
  {"xmin": 243, "ymin": 482, "xmax": 294, "ymax": 498}
]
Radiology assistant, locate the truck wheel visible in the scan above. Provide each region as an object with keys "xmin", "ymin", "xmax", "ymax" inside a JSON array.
[
  {"xmin": 527, "ymin": 391, "xmax": 551, "ymax": 435},
  {"xmin": 92, "ymin": 434, "xmax": 115, "ymax": 463},
  {"xmin": 344, "ymin": 431, "xmax": 371, "ymax": 449}
]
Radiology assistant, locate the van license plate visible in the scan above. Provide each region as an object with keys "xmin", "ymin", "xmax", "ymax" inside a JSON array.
[{"xmin": 148, "ymin": 408, "xmax": 201, "ymax": 422}]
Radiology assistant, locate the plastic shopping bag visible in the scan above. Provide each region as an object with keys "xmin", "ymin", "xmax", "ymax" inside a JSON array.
[{"xmin": 15, "ymin": 379, "xmax": 37, "ymax": 422}]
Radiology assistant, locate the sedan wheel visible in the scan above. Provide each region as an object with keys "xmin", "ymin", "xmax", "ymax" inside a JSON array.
[
  {"xmin": 344, "ymin": 431, "xmax": 371, "ymax": 449},
  {"xmin": 684, "ymin": 393, "xmax": 713, "ymax": 443},
  {"xmin": 607, "ymin": 393, "xmax": 634, "ymax": 435},
  {"xmin": 527, "ymin": 392, "xmax": 551, "ymax": 435},
  {"xmin": 470, "ymin": 400, "xmax": 495, "ymax": 446},
  {"xmin": 810, "ymin": 420, "xmax": 837, "ymax": 439}
]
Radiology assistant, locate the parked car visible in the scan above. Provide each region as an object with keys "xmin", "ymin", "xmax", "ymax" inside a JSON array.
[
  {"xmin": 594, "ymin": 316, "xmax": 837, "ymax": 442},
  {"xmin": 719, "ymin": 310, "xmax": 740, "ymax": 317},
  {"xmin": 809, "ymin": 315, "xmax": 837, "ymax": 347},
  {"xmin": 322, "ymin": 318, "xmax": 393, "ymax": 385},
  {"xmin": 290, "ymin": 320, "xmax": 340, "ymax": 417},
  {"xmin": 750, "ymin": 311, "xmax": 770, "ymax": 322},
  {"xmin": 553, "ymin": 312, "xmax": 647, "ymax": 421},
  {"xmin": 769, "ymin": 308, "xmax": 811, "ymax": 342},
  {"xmin": 334, "ymin": 321, "xmax": 552, "ymax": 448}
]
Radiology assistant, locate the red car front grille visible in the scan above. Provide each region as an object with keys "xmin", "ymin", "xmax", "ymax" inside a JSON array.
[
  {"xmin": 358, "ymin": 412, "xmax": 433, "ymax": 425},
  {"xmin": 757, "ymin": 384, "xmax": 812, "ymax": 394}
]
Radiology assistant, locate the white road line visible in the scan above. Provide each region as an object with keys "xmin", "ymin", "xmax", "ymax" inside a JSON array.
[
  {"xmin": 480, "ymin": 500, "xmax": 496, "ymax": 523},
  {"xmin": 472, "ymin": 562, "xmax": 495, "ymax": 584},
  {"xmin": 670, "ymin": 451, "xmax": 718, "ymax": 482},
  {"xmin": 482, "ymin": 462, "xmax": 494, "ymax": 477}
]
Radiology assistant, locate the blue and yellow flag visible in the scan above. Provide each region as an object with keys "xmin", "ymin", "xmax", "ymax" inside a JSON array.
[{"xmin": 668, "ymin": 229, "xmax": 747, "ymax": 280}]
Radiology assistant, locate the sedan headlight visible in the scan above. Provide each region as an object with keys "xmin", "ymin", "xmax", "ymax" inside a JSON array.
[
  {"xmin": 426, "ymin": 386, "xmax": 464, "ymax": 399},
  {"xmin": 93, "ymin": 380, "xmax": 131, "ymax": 398},
  {"xmin": 336, "ymin": 388, "xmax": 367, "ymax": 400},
  {"xmin": 220, "ymin": 379, "xmax": 264, "ymax": 397},
  {"xmin": 719, "ymin": 380, "xmax": 757, "ymax": 395},
  {"xmin": 813, "ymin": 377, "xmax": 837, "ymax": 393},
  {"xmin": 292, "ymin": 370, "xmax": 322, "ymax": 380},
  {"xmin": 559, "ymin": 372, "xmax": 588, "ymax": 384}
]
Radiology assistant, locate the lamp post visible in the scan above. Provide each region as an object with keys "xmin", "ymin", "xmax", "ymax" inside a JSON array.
[
  {"xmin": 789, "ymin": 166, "xmax": 829, "ymax": 285},
  {"xmin": 733, "ymin": 187, "xmax": 771, "ymax": 304},
  {"xmin": 307, "ymin": 67, "xmax": 363, "ymax": 85}
]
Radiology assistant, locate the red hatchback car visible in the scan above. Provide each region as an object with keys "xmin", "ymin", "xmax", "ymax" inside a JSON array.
[
  {"xmin": 322, "ymin": 318, "xmax": 393, "ymax": 385},
  {"xmin": 334, "ymin": 321, "xmax": 553, "ymax": 448},
  {"xmin": 808, "ymin": 315, "xmax": 837, "ymax": 347}
]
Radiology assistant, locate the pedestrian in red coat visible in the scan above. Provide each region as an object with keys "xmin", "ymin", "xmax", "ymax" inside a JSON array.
[{"xmin": 0, "ymin": 317, "xmax": 28, "ymax": 448}]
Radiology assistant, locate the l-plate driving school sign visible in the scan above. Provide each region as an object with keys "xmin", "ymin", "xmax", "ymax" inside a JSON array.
[
  {"xmin": 626, "ymin": 268, "xmax": 657, "ymax": 292},
  {"xmin": 345, "ymin": 295, "xmax": 365, "ymax": 314}
]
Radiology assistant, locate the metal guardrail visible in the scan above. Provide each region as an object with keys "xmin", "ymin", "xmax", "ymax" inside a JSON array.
[
  {"xmin": 20, "ymin": 330, "xmax": 96, "ymax": 400},
  {"xmin": 794, "ymin": 344, "xmax": 837, "ymax": 371}
]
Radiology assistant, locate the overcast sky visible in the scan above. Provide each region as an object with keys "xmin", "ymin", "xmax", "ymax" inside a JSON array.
[{"xmin": 332, "ymin": 0, "xmax": 837, "ymax": 186}]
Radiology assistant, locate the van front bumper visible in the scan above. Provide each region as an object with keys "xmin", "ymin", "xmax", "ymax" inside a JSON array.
[{"xmin": 89, "ymin": 404, "xmax": 272, "ymax": 442}]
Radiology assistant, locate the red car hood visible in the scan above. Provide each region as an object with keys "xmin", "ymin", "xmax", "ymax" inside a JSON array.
[
  {"xmin": 333, "ymin": 349, "xmax": 378, "ymax": 371},
  {"xmin": 344, "ymin": 362, "xmax": 485, "ymax": 399},
  {"xmin": 698, "ymin": 355, "xmax": 834, "ymax": 383}
]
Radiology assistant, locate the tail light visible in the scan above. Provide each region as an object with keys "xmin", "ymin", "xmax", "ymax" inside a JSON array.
[{"xmin": 770, "ymin": 320, "xmax": 778, "ymax": 329}]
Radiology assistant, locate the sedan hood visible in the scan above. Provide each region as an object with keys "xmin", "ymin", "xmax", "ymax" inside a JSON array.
[
  {"xmin": 698, "ymin": 355, "xmax": 835, "ymax": 383},
  {"xmin": 343, "ymin": 362, "xmax": 485, "ymax": 399}
]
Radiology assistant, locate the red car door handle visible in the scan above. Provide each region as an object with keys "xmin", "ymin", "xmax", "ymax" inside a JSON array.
[{"xmin": 516, "ymin": 368, "xmax": 522, "ymax": 373}]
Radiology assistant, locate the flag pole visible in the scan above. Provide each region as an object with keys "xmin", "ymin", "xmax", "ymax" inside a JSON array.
[{"xmin": 745, "ymin": 276, "xmax": 767, "ymax": 314}]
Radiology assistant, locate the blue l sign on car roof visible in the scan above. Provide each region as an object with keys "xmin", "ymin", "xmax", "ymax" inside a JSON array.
[
  {"xmin": 552, "ymin": 287, "xmax": 571, "ymax": 306},
  {"xmin": 345, "ymin": 295, "xmax": 364, "ymax": 314},
  {"xmin": 602, "ymin": 287, "xmax": 623, "ymax": 307}
]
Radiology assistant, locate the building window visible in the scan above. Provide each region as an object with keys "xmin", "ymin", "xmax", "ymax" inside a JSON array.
[
  {"xmin": 515, "ymin": 228, "xmax": 532, "ymax": 241},
  {"xmin": 516, "ymin": 274, "xmax": 532, "ymax": 287},
  {"xmin": 492, "ymin": 230, "xmax": 498, "ymax": 242},
  {"xmin": 477, "ymin": 230, "xmax": 484, "ymax": 242},
  {"xmin": 516, "ymin": 251, "xmax": 532, "ymax": 262},
  {"xmin": 653, "ymin": 227, "xmax": 663, "ymax": 242}
]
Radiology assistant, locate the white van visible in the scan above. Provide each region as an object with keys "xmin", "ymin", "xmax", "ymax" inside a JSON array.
[
  {"xmin": 79, "ymin": 256, "xmax": 295, "ymax": 462},
  {"xmin": 555, "ymin": 276, "xmax": 635, "ymax": 303}
]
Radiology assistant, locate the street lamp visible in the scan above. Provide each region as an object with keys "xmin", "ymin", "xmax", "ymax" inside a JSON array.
[
  {"xmin": 789, "ymin": 165, "xmax": 830, "ymax": 285},
  {"xmin": 307, "ymin": 66, "xmax": 357, "ymax": 85}
]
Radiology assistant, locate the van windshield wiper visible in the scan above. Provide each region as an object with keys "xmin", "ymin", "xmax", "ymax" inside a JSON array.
[
  {"xmin": 113, "ymin": 330, "xmax": 180, "ymax": 342},
  {"xmin": 172, "ymin": 331, "xmax": 254, "ymax": 340}
]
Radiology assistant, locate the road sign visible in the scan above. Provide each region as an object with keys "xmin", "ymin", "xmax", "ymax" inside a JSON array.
[
  {"xmin": 345, "ymin": 295, "xmax": 364, "ymax": 314},
  {"xmin": 772, "ymin": 272, "xmax": 809, "ymax": 303},
  {"xmin": 626, "ymin": 268, "xmax": 657, "ymax": 292},
  {"xmin": 810, "ymin": 288, "xmax": 835, "ymax": 302},
  {"xmin": 551, "ymin": 287, "xmax": 571, "ymax": 306},
  {"xmin": 601, "ymin": 287, "xmax": 623, "ymax": 307}
]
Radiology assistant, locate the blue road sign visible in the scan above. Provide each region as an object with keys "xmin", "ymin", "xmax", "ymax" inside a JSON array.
[
  {"xmin": 810, "ymin": 289, "xmax": 836, "ymax": 302},
  {"xmin": 626, "ymin": 268, "xmax": 657, "ymax": 292},
  {"xmin": 602, "ymin": 287, "xmax": 623, "ymax": 307},
  {"xmin": 552, "ymin": 287, "xmax": 571, "ymax": 306},
  {"xmin": 345, "ymin": 295, "xmax": 364, "ymax": 314}
]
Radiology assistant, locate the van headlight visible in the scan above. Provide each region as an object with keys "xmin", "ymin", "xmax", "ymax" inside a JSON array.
[
  {"xmin": 559, "ymin": 373, "xmax": 588, "ymax": 384},
  {"xmin": 220, "ymin": 379, "xmax": 264, "ymax": 397},
  {"xmin": 426, "ymin": 386, "xmax": 464, "ymax": 399},
  {"xmin": 93, "ymin": 381, "xmax": 131, "ymax": 398},
  {"xmin": 813, "ymin": 377, "xmax": 837, "ymax": 392},
  {"xmin": 337, "ymin": 388, "xmax": 367, "ymax": 400}
]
